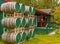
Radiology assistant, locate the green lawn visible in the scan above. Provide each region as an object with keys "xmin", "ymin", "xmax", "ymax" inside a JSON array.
[
  {"xmin": 0, "ymin": 30, "xmax": 60, "ymax": 44},
  {"xmin": 24, "ymin": 34, "xmax": 60, "ymax": 44},
  {"xmin": 25, "ymin": 29, "xmax": 60, "ymax": 44},
  {"xmin": 0, "ymin": 40, "xmax": 5, "ymax": 44}
]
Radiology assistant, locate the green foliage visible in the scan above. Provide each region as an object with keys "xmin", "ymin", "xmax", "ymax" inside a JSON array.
[
  {"xmin": 12, "ymin": 0, "xmax": 58, "ymax": 9},
  {"xmin": 51, "ymin": 5, "xmax": 60, "ymax": 24}
]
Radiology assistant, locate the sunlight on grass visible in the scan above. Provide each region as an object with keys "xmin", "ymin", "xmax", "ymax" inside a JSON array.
[
  {"xmin": 0, "ymin": 29, "xmax": 60, "ymax": 44},
  {"xmin": 24, "ymin": 34, "xmax": 60, "ymax": 44},
  {"xmin": 24, "ymin": 30, "xmax": 60, "ymax": 44},
  {"xmin": 0, "ymin": 40, "xmax": 5, "ymax": 44}
]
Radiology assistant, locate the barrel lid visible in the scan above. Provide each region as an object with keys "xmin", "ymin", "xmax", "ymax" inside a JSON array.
[
  {"xmin": 21, "ymin": 32, "xmax": 26, "ymax": 41},
  {"xmin": 15, "ymin": 3, "xmax": 20, "ymax": 12},
  {"xmin": 31, "ymin": 7, "xmax": 35, "ymax": 14},
  {"xmin": 16, "ymin": 33, "xmax": 21, "ymax": 43},
  {"xmin": 21, "ymin": 18, "xmax": 26, "ymax": 27},
  {"xmin": 28, "ymin": 31, "xmax": 32, "ymax": 39},
  {"xmin": 29, "ymin": 6, "xmax": 31, "ymax": 14},
  {"xmin": 29, "ymin": 19, "xmax": 34, "ymax": 26},
  {"xmin": 31, "ymin": 30, "xmax": 35, "ymax": 37},
  {"xmin": 20, "ymin": 4, "xmax": 25, "ymax": 13},
  {"xmin": 15, "ymin": 18, "xmax": 20, "ymax": 28}
]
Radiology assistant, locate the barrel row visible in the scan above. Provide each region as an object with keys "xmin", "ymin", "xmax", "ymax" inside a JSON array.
[
  {"xmin": 2, "ymin": 29, "xmax": 35, "ymax": 43},
  {"xmin": 2, "ymin": 32, "xmax": 20, "ymax": 43},
  {"xmin": 20, "ymin": 18, "xmax": 35, "ymax": 27},
  {"xmin": 1, "ymin": 17, "xmax": 35, "ymax": 28},
  {"xmin": 1, "ymin": 17, "xmax": 20, "ymax": 28},
  {"xmin": 1, "ymin": 2, "xmax": 35, "ymax": 14}
]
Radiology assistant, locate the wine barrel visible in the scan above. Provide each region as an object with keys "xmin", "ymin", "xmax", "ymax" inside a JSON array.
[
  {"xmin": 2, "ymin": 32, "xmax": 21, "ymax": 43},
  {"xmin": 29, "ymin": 19, "xmax": 35, "ymax": 26},
  {"xmin": 1, "ymin": 2, "xmax": 20, "ymax": 13},
  {"xmin": 1, "ymin": 18, "xmax": 20, "ymax": 28},
  {"xmin": 1, "ymin": 18, "xmax": 6, "ymax": 27},
  {"xmin": 20, "ymin": 32, "xmax": 26, "ymax": 41},
  {"xmin": 10, "ymin": 33, "xmax": 21, "ymax": 43},
  {"xmin": 6, "ymin": 33, "xmax": 11, "ymax": 43},
  {"xmin": 19, "ymin": 4, "xmax": 25, "ymax": 13},
  {"xmin": 2, "ymin": 18, "xmax": 10, "ymax": 27},
  {"xmin": 25, "ymin": 6, "xmax": 31, "ymax": 14},
  {"xmin": 2, "ymin": 32, "xmax": 11, "ymax": 43},
  {"xmin": 31, "ymin": 7, "xmax": 35, "ymax": 14},
  {"xmin": 10, "ymin": 18, "xmax": 21, "ymax": 28},
  {"xmin": 2, "ymin": 32, "xmax": 7, "ymax": 42},
  {"xmin": 21, "ymin": 18, "xmax": 26, "ymax": 27}
]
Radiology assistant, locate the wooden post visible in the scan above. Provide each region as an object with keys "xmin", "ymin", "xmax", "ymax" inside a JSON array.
[
  {"xmin": 40, "ymin": 13, "xmax": 43, "ymax": 27},
  {"xmin": 46, "ymin": 21, "xmax": 48, "ymax": 27}
]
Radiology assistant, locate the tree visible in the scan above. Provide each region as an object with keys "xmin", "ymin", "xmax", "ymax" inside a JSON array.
[
  {"xmin": 51, "ymin": 5, "xmax": 60, "ymax": 24},
  {"xmin": 12, "ymin": 0, "xmax": 58, "ymax": 9}
]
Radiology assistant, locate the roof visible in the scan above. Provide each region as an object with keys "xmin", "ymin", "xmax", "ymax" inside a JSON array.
[
  {"xmin": 40, "ymin": 9, "xmax": 52, "ymax": 14},
  {"xmin": 35, "ymin": 8, "xmax": 52, "ymax": 15}
]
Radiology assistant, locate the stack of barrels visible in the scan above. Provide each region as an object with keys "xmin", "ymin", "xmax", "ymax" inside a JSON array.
[
  {"xmin": 1, "ymin": 17, "xmax": 20, "ymax": 28},
  {"xmin": 2, "ymin": 32, "xmax": 21, "ymax": 43},
  {"xmin": 1, "ymin": 2, "xmax": 35, "ymax": 43}
]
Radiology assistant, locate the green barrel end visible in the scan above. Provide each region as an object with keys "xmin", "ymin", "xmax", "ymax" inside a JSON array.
[
  {"xmin": 31, "ymin": 30, "xmax": 35, "ymax": 37},
  {"xmin": 29, "ymin": 19, "xmax": 34, "ymax": 26},
  {"xmin": 16, "ymin": 18, "xmax": 20, "ymax": 28},
  {"xmin": 15, "ymin": 3, "xmax": 20, "ymax": 12},
  {"xmin": 21, "ymin": 4, "xmax": 25, "ymax": 13},
  {"xmin": 28, "ymin": 31, "xmax": 32, "ymax": 39},
  {"xmin": 22, "ymin": 18, "xmax": 26, "ymax": 27},
  {"xmin": 16, "ymin": 33, "xmax": 21, "ymax": 43},
  {"xmin": 29, "ymin": 7, "xmax": 32, "ymax": 14},
  {"xmin": 21, "ymin": 32, "xmax": 26, "ymax": 41},
  {"xmin": 31, "ymin": 7, "xmax": 35, "ymax": 14}
]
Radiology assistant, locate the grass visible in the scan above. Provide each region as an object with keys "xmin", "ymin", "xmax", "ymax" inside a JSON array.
[
  {"xmin": 0, "ymin": 29, "xmax": 60, "ymax": 44},
  {"xmin": 24, "ymin": 34, "xmax": 60, "ymax": 44},
  {"xmin": 0, "ymin": 40, "xmax": 5, "ymax": 44},
  {"xmin": 24, "ymin": 29, "xmax": 60, "ymax": 44}
]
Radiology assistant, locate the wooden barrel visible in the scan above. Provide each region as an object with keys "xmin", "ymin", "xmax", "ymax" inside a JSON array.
[
  {"xmin": 1, "ymin": 2, "xmax": 20, "ymax": 13},
  {"xmin": 20, "ymin": 32, "xmax": 26, "ymax": 41},
  {"xmin": 6, "ymin": 33, "xmax": 11, "ymax": 43},
  {"xmin": 29, "ymin": 19, "xmax": 35, "ymax": 26},
  {"xmin": 6, "ymin": 18, "xmax": 10, "ymax": 28},
  {"xmin": 2, "ymin": 32, "xmax": 7, "ymax": 42},
  {"xmin": 1, "ymin": 3, "xmax": 7, "ymax": 12},
  {"xmin": 10, "ymin": 33, "xmax": 21, "ymax": 43},
  {"xmin": 2, "ymin": 32, "xmax": 11, "ymax": 43},
  {"xmin": 10, "ymin": 18, "xmax": 21, "ymax": 28},
  {"xmin": 31, "ymin": 7, "xmax": 35, "ymax": 14},
  {"xmin": 1, "ymin": 18, "xmax": 6, "ymax": 27},
  {"xmin": 25, "ymin": 6, "xmax": 31, "ymax": 14},
  {"xmin": 21, "ymin": 18, "xmax": 26, "ymax": 27},
  {"xmin": 19, "ymin": 4, "xmax": 25, "ymax": 13},
  {"xmin": 1, "ymin": 18, "xmax": 10, "ymax": 27},
  {"xmin": 1, "ymin": 18, "xmax": 20, "ymax": 28}
]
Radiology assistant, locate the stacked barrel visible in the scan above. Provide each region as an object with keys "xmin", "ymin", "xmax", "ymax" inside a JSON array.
[
  {"xmin": 1, "ymin": 2, "xmax": 35, "ymax": 43},
  {"xmin": 2, "ymin": 32, "xmax": 21, "ymax": 43},
  {"xmin": 1, "ymin": 17, "xmax": 20, "ymax": 28},
  {"xmin": 28, "ymin": 7, "xmax": 35, "ymax": 39}
]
